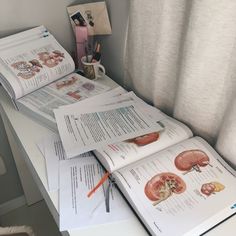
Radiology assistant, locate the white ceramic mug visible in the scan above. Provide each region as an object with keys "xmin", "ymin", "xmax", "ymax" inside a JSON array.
[{"xmin": 81, "ymin": 55, "xmax": 106, "ymax": 80}]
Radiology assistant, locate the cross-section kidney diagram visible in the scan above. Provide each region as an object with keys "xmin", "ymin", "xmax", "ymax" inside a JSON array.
[{"xmin": 144, "ymin": 172, "xmax": 186, "ymax": 205}]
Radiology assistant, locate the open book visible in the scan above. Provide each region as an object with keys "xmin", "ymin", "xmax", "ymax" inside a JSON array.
[
  {"xmin": 0, "ymin": 26, "xmax": 110, "ymax": 130},
  {"xmin": 94, "ymin": 117, "xmax": 236, "ymax": 235},
  {"xmin": 53, "ymin": 89, "xmax": 236, "ymax": 235},
  {"xmin": 111, "ymin": 136, "xmax": 236, "ymax": 236}
]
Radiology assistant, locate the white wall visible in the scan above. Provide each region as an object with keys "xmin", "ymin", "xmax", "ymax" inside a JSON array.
[
  {"xmin": 0, "ymin": 0, "xmax": 76, "ymax": 52},
  {"xmin": 0, "ymin": 0, "xmax": 128, "ymax": 203},
  {"xmin": 96, "ymin": 0, "xmax": 129, "ymax": 83}
]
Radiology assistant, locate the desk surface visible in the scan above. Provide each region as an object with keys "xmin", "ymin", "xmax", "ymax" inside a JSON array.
[{"xmin": 0, "ymin": 76, "xmax": 235, "ymax": 236}]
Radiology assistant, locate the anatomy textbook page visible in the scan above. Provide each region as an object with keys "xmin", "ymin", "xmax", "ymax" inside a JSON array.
[
  {"xmin": 59, "ymin": 153, "xmax": 133, "ymax": 231},
  {"xmin": 54, "ymin": 101, "xmax": 163, "ymax": 158},
  {"xmin": 0, "ymin": 29, "xmax": 74, "ymax": 99},
  {"xmin": 57, "ymin": 86, "xmax": 127, "ymax": 110},
  {"xmin": 17, "ymin": 73, "xmax": 110, "ymax": 123},
  {"xmin": 95, "ymin": 116, "xmax": 193, "ymax": 173},
  {"xmin": 113, "ymin": 137, "xmax": 236, "ymax": 236}
]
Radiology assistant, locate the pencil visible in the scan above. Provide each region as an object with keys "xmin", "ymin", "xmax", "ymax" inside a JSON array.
[{"xmin": 87, "ymin": 172, "xmax": 110, "ymax": 198}]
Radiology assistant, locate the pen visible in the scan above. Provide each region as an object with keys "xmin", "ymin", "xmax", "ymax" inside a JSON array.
[
  {"xmin": 89, "ymin": 41, "xmax": 97, "ymax": 62},
  {"xmin": 95, "ymin": 43, "xmax": 101, "ymax": 61},
  {"xmin": 85, "ymin": 41, "xmax": 89, "ymax": 62},
  {"xmin": 91, "ymin": 42, "xmax": 101, "ymax": 62},
  {"xmin": 87, "ymin": 171, "xmax": 110, "ymax": 198}
]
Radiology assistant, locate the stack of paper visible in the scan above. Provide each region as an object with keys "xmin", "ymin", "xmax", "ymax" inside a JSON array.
[
  {"xmin": 54, "ymin": 88, "xmax": 164, "ymax": 158},
  {"xmin": 37, "ymin": 133, "xmax": 133, "ymax": 231}
]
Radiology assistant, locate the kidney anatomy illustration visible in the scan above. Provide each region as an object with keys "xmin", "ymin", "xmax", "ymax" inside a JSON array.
[
  {"xmin": 144, "ymin": 172, "xmax": 186, "ymax": 206},
  {"xmin": 174, "ymin": 149, "xmax": 212, "ymax": 174},
  {"xmin": 127, "ymin": 132, "xmax": 160, "ymax": 146}
]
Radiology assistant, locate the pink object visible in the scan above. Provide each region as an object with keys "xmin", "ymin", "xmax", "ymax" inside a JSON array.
[
  {"xmin": 174, "ymin": 149, "xmax": 210, "ymax": 173},
  {"xmin": 75, "ymin": 26, "xmax": 88, "ymax": 69}
]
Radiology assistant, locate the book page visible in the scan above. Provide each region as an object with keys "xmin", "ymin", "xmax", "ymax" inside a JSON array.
[
  {"xmin": 57, "ymin": 90, "xmax": 165, "ymax": 121},
  {"xmin": 54, "ymin": 101, "xmax": 164, "ymax": 158},
  {"xmin": 57, "ymin": 86, "xmax": 127, "ymax": 111},
  {"xmin": 0, "ymin": 26, "xmax": 47, "ymax": 51},
  {"xmin": 59, "ymin": 153, "xmax": 133, "ymax": 231},
  {"xmin": 94, "ymin": 116, "xmax": 193, "ymax": 172},
  {"xmin": 16, "ymin": 73, "xmax": 110, "ymax": 126},
  {"xmin": 36, "ymin": 133, "xmax": 93, "ymax": 191},
  {"xmin": 113, "ymin": 137, "xmax": 236, "ymax": 236},
  {"xmin": 0, "ymin": 33, "xmax": 74, "ymax": 99}
]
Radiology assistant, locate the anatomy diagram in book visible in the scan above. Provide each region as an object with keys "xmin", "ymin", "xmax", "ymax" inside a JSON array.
[
  {"xmin": 144, "ymin": 172, "xmax": 186, "ymax": 206},
  {"xmin": 127, "ymin": 132, "xmax": 160, "ymax": 146},
  {"xmin": 201, "ymin": 182, "xmax": 225, "ymax": 196},
  {"xmin": 67, "ymin": 90, "xmax": 81, "ymax": 100},
  {"xmin": 82, "ymin": 82, "xmax": 95, "ymax": 91},
  {"xmin": 64, "ymin": 81, "xmax": 95, "ymax": 100},
  {"xmin": 11, "ymin": 50, "xmax": 65, "ymax": 80},
  {"xmin": 56, "ymin": 76, "xmax": 78, "ymax": 89},
  {"xmin": 11, "ymin": 60, "xmax": 42, "ymax": 80},
  {"xmin": 38, "ymin": 50, "xmax": 64, "ymax": 68},
  {"xmin": 174, "ymin": 149, "xmax": 212, "ymax": 174}
]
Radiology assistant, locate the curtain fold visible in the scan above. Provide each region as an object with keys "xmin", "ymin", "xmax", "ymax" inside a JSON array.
[{"xmin": 124, "ymin": 0, "xmax": 236, "ymax": 167}]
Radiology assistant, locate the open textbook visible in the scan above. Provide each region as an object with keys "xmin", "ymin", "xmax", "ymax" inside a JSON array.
[
  {"xmin": 111, "ymin": 136, "xmax": 236, "ymax": 236},
  {"xmin": 94, "ymin": 114, "xmax": 236, "ymax": 235},
  {"xmin": 0, "ymin": 26, "xmax": 110, "ymax": 130},
  {"xmin": 50, "ymin": 89, "xmax": 236, "ymax": 235},
  {"xmin": 93, "ymin": 93, "xmax": 236, "ymax": 235}
]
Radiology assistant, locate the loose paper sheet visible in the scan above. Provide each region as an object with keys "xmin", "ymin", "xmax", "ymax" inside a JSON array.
[
  {"xmin": 54, "ymin": 101, "xmax": 163, "ymax": 158},
  {"xmin": 37, "ymin": 133, "xmax": 92, "ymax": 191},
  {"xmin": 59, "ymin": 154, "xmax": 133, "ymax": 231}
]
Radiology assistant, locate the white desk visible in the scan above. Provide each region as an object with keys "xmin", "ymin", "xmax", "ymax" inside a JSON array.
[{"xmin": 0, "ymin": 76, "xmax": 235, "ymax": 236}]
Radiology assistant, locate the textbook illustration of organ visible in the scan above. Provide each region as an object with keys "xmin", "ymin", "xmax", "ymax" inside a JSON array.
[
  {"xmin": 127, "ymin": 132, "xmax": 160, "ymax": 146},
  {"xmin": 201, "ymin": 182, "xmax": 225, "ymax": 196},
  {"xmin": 11, "ymin": 60, "xmax": 42, "ymax": 80},
  {"xmin": 174, "ymin": 149, "xmax": 211, "ymax": 174},
  {"xmin": 38, "ymin": 50, "xmax": 64, "ymax": 68},
  {"xmin": 144, "ymin": 172, "xmax": 186, "ymax": 206},
  {"xmin": 11, "ymin": 50, "xmax": 65, "ymax": 80}
]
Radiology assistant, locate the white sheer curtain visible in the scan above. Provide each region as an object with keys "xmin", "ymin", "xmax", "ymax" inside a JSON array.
[{"xmin": 124, "ymin": 0, "xmax": 236, "ymax": 167}]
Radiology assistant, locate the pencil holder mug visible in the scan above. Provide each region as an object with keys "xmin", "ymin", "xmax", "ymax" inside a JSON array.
[{"xmin": 81, "ymin": 55, "xmax": 106, "ymax": 80}]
